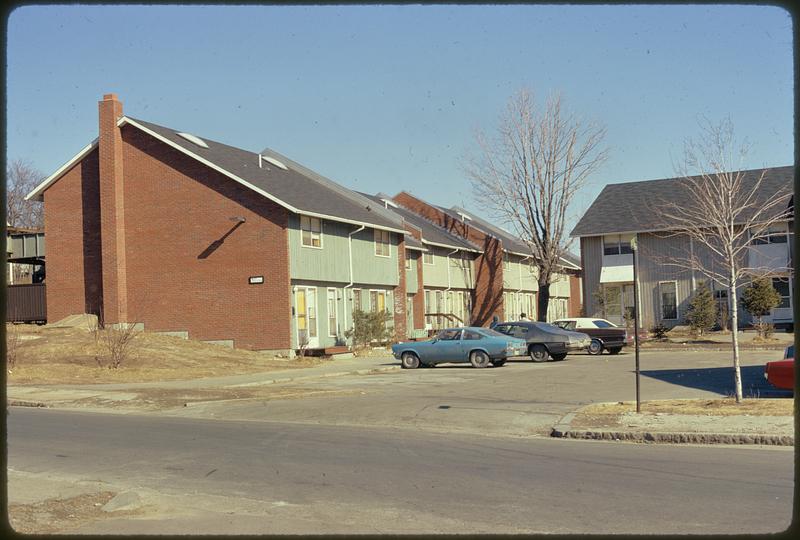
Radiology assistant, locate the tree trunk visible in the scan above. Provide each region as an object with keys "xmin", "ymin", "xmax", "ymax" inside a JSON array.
[
  {"xmin": 729, "ymin": 276, "xmax": 743, "ymax": 403},
  {"xmin": 537, "ymin": 282, "xmax": 551, "ymax": 322}
]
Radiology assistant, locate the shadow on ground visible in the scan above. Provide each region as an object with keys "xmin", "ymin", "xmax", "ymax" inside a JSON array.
[{"xmin": 640, "ymin": 365, "xmax": 793, "ymax": 398}]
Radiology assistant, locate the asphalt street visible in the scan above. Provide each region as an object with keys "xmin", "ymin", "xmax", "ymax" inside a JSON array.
[{"xmin": 7, "ymin": 406, "xmax": 793, "ymax": 534}]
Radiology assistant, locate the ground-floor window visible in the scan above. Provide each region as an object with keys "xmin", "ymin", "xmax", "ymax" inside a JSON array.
[
  {"xmin": 327, "ymin": 288, "xmax": 338, "ymax": 337},
  {"xmin": 772, "ymin": 277, "xmax": 791, "ymax": 309},
  {"xmin": 659, "ymin": 281, "xmax": 678, "ymax": 321}
]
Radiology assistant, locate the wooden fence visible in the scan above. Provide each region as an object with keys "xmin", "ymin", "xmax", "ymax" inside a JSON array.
[{"xmin": 6, "ymin": 283, "xmax": 47, "ymax": 323}]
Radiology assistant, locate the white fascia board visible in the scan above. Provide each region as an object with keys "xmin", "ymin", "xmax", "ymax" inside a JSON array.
[
  {"xmin": 422, "ymin": 239, "xmax": 482, "ymax": 254},
  {"xmin": 25, "ymin": 140, "xmax": 99, "ymax": 201},
  {"xmin": 121, "ymin": 117, "xmax": 407, "ymax": 234},
  {"xmin": 558, "ymin": 258, "xmax": 581, "ymax": 270},
  {"xmin": 405, "ymin": 245, "xmax": 428, "ymax": 252}
]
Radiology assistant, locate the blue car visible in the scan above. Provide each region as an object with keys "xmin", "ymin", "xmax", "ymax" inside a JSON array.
[{"xmin": 392, "ymin": 327, "xmax": 528, "ymax": 369}]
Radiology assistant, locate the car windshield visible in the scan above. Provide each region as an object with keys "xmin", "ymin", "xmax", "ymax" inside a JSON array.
[{"xmin": 592, "ymin": 320, "xmax": 616, "ymax": 328}]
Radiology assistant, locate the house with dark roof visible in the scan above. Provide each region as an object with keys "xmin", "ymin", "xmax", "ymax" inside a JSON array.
[
  {"xmin": 391, "ymin": 192, "xmax": 582, "ymax": 324},
  {"xmin": 362, "ymin": 193, "xmax": 483, "ymax": 333},
  {"xmin": 571, "ymin": 166, "xmax": 794, "ymax": 329},
  {"xmin": 26, "ymin": 94, "xmax": 411, "ymax": 352}
]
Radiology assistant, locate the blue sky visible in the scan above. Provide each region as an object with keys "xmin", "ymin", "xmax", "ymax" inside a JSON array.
[{"xmin": 6, "ymin": 4, "xmax": 793, "ymax": 238}]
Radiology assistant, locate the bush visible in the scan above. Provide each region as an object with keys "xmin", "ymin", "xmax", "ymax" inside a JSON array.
[
  {"xmin": 650, "ymin": 324, "xmax": 669, "ymax": 340},
  {"xmin": 741, "ymin": 278, "xmax": 781, "ymax": 338},
  {"xmin": 345, "ymin": 309, "xmax": 393, "ymax": 350},
  {"xmin": 753, "ymin": 322, "xmax": 775, "ymax": 340},
  {"xmin": 685, "ymin": 283, "xmax": 716, "ymax": 336},
  {"xmin": 91, "ymin": 319, "xmax": 141, "ymax": 369}
]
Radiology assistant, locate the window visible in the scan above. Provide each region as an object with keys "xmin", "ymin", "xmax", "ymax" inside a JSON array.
[
  {"xmin": 752, "ymin": 225, "xmax": 788, "ymax": 245},
  {"xmin": 463, "ymin": 330, "xmax": 482, "ymax": 340},
  {"xmin": 603, "ymin": 234, "xmax": 634, "ymax": 255},
  {"xmin": 423, "ymin": 251, "xmax": 434, "ymax": 265},
  {"xmin": 327, "ymin": 289, "xmax": 338, "ymax": 337},
  {"xmin": 772, "ymin": 278, "xmax": 791, "ymax": 309},
  {"xmin": 562, "ymin": 321, "xmax": 577, "ymax": 331},
  {"xmin": 438, "ymin": 329, "xmax": 462, "ymax": 341},
  {"xmin": 405, "ymin": 256, "xmax": 412, "ymax": 270},
  {"xmin": 659, "ymin": 281, "xmax": 678, "ymax": 320},
  {"xmin": 370, "ymin": 290, "xmax": 387, "ymax": 313},
  {"xmin": 353, "ymin": 288, "xmax": 362, "ymax": 311},
  {"xmin": 374, "ymin": 229, "xmax": 391, "ymax": 257},
  {"xmin": 592, "ymin": 320, "xmax": 615, "ymax": 328},
  {"xmin": 307, "ymin": 288, "xmax": 317, "ymax": 338},
  {"xmin": 300, "ymin": 216, "xmax": 322, "ymax": 248},
  {"xmin": 503, "ymin": 253, "xmax": 510, "ymax": 269}
]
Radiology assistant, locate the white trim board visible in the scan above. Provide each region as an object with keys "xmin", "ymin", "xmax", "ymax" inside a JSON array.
[{"xmin": 25, "ymin": 140, "xmax": 99, "ymax": 201}]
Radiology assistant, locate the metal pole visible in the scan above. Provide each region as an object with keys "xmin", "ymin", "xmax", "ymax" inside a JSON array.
[{"xmin": 632, "ymin": 240, "xmax": 641, "ymax": 414}]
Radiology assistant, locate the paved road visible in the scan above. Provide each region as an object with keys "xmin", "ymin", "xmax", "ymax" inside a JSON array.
[
  {"xmin": 7, "ymin": 407, "xmax": 793, "ymax": 534},
  {"xmin": 163, "ymin": 350, "xmax": 789, "ymax": 437}
]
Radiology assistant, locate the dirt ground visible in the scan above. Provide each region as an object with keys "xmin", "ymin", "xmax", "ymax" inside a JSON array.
[
  {"xmin": 571, "ymin": 398, "xmax": 795, "ymax": 429},
  {"xmin": 6, "ymin": 323, "xmax": 322, "ymax": 385},
  {"xmin": 8, "ymin": 491, "xmax": 143, "ymax": 534}
]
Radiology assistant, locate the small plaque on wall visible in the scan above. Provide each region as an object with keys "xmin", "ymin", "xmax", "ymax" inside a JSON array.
[{"xmin": 249, "ymin": 276, "xmax": 264, "ymax": 284}]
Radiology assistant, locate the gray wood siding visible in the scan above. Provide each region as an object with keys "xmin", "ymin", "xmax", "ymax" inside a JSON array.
[
  {"xmin": 288, "ymin": 215, "xmax": 399, "ymax": 286},
  {"xmin": 581, "ymin": 236, "xmax": 603, "ymax": 317}
]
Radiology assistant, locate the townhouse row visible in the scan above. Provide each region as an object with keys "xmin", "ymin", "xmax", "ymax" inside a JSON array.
[{"xmin": 27, "ymin": 94, "xmax": 582, "ymax": 353}]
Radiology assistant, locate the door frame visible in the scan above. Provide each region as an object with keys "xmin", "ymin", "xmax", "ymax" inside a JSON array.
[{"xmin": 295, "ymin": 286, "xmax": 319, "ymax": 348}]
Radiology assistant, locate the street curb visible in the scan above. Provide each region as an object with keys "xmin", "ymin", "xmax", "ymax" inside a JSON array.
[
  {"xmin": 7, "ymin": 399, "xmax": 48, "ymax": 408},
  {"xmin": 550, "ymin": 428, "xmax": 794, "ymax": 446},
  {"xmin": 228, "ymin": 365, "xmax": 400, "ymax": 388},
  {"xmin": 550, "ymin": 409, "xmax": 794, "ymax": 446}
]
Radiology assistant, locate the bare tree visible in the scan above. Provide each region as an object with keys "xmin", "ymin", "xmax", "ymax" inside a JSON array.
[
  {"xmin": 6, "ymin": 159, "xmax": 44, "ymax": 229},
  {"xmin": 464, "ymin": 89, "xmax": 608, "ymax": 321},
  {"xmin": 651, "ymin": 117, "xmax": 792, "ymax": 402}
]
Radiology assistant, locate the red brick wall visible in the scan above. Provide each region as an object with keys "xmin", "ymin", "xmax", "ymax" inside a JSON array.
[
  {"xmin": 43, "ymin": 149, "xmax": 104, "ymax": 322},
  {"xmin": 403, "ymin": 225, "xmax": 425, "ymax": 330},
  {"xmin": 393, "ymin": 236, "xmax": 407, "ymax": 339},
  {"xmin": 392, "ymin": 192, "xmax": 505, "ymax": 325},
  {"xmin": 119, "ymin": 125, "xmax": 291, "ymax": 350}
]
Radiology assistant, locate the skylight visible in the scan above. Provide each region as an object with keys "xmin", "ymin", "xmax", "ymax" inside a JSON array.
[
  {"xmin": 176, "ymin": 132, "xmax": 209, "ymax": 148},
  {"xmin": 262, "ymin": 155, "xmax": 288, "ymax": 171}
]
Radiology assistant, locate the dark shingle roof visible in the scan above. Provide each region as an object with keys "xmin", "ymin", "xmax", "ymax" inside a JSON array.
[
  {"xmin": 126, "ymin": 117, "xmax": 406, "ymax": 232},
  {"xmin": 571, "ymin": 166, "xmax": 794, "ymax": 237},
  {"xmin": 445, "ymin": 205, "xmax": 530, "ymax": 254},
  {"xmin": 360, "ymin": 192, "xmax": 481, "ymax": 252}
]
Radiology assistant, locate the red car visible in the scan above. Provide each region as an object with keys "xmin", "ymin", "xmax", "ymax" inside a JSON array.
[{"xmin": 764, "ymin": 345, "xmax": 794, "ymax": 391}]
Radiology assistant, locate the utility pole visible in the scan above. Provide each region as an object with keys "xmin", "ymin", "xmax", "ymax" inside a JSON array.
[{"xmin": 631, "ymin": 237, "xmax": 641, "ymax": 414}]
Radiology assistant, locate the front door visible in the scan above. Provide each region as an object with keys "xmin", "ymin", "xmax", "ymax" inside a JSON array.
[{"xmin": 295, "ymin": 287, "xmax": 319, "ymax": 348}]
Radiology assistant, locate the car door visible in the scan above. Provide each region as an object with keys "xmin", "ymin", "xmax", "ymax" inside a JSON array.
[{"xmin": 432, "ymin": 329, "xmax": 464, "ymax": 363}]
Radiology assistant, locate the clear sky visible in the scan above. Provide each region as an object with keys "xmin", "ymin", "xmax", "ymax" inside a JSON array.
[{"xmin": 6, "ymin": 4, "xmax": 794, "ymax": 239}]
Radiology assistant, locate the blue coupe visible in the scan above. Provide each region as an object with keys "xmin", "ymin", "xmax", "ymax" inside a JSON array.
[{"xmin": 392, "ymin": 327, "xmax": 528, "ymax": 369}]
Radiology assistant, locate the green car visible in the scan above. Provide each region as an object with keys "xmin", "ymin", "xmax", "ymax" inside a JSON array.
[{"xmin": 392, "ymin": 327, "xmax": 528, "ymax": 369}]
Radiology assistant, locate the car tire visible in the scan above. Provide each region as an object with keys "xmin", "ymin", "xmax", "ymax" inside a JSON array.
[
  {"xmin": 529, "ymin": 344, "xmax": 549, "ymax": 362},
  {"xmin": 607, "ymin": 347, "xmax": 622, "ymax": 355},
  {"xmin": 588, "ymin": 339, "xmax": 603, "ymax": 355},
  {"xmin": 470, "ymin": 350, "xmax": 491, "ymax": 368},
  {"xmin": 401, "ymin": 352, "xmax": 420, "ymax": 369},
  {"xmin": 491, "ymin": 359, "xmax": 506, "ymax": 367},
  {"xmin": 550, "ymin": 353, "xmax": 567, "ymax": 361}
]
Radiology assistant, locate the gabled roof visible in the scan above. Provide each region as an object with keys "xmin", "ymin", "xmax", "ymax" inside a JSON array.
[
  {"xmin": 447, "ymin": 205, "xmax": 581, "ymax": 270},
  {"xmin": 571, "ymin": 166, "xmax": 794, "ymax": 237},
  {"xmin": 28, "ymin": 116, "xmax": 406, "ymax": 234},
  {"xmin": 361, "ymin": 192, "xmax": 482, "ymax": 253}
]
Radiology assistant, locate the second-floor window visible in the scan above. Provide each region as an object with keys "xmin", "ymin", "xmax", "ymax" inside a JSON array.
[
  {"xmin": 603, "ymin": 234, "xmax": 634, "ymax": 255},
  {"xmin": 301, "ymin": 216, "xmax": 322, "ymax": 248},
  {"xmin": 405, "ymin": 256, "xmax": 412, "ymax": 270},
  {"xmin": 375, "ymin": 229, "xmax": 391, "ymax": 257},
  {"xmin": 423, "ymin": 251, "xmax": 434, "ymax": 265},
  {"xmin": 752, "ymin": 225, "xmax": 788, "ymax": 245}
]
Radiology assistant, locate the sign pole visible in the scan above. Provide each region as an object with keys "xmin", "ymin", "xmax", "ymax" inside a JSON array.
[{"xmin": 631, "ymin": 237, "xmax": 641, "ymax": 414}]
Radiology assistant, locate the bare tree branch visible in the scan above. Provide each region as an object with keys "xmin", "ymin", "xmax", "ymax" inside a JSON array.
[{"xmin": 6, "ymin": 159, "xmax": 44, "ymax": 229}]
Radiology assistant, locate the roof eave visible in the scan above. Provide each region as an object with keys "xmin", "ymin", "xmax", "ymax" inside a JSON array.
[{"xmin": 25, "ymin": 139, "xmax": 99, "ymax": 201}]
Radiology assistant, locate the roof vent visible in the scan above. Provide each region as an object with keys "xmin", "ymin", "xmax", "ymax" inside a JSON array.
[
  {"xmin": 176, "ymin": 132, "xmax": 209, "ymax": 148},
  {"xmin": 457, "ymin": 211, "xmax": 472, "ymax": 222},
  {"xmin": 381, "ymin": 198, "xmax": 398, "ymax": 209},
  {"xmin": 261, "ymin": 155, "xmax": 288, "ymax": 171}
]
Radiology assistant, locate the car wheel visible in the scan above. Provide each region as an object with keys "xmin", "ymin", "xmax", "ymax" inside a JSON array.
[
  {"xmin": 491, "ymin": 359, "xmax": 506, "ymax": 367},
  {"xmin": 588, "ymin": 339, "xmax": 603, "ymax": 355},
  {"xmin": 400, "ymin": 352, "xmax": 420, "ymax": 369},
  {"xmin": 607, "ymin": 347, "xmax": 622, "ymax": 355},
  {"xmin": 529, "ymin": 344, "xmax": 549, "ymax": 362},
  {"xmin": 550, "ymin": 353, "xmax": 567, "ymax": 361},
  {"xmin": 470, "ymin": 350, "xmax": 491, "ymax": 368}
]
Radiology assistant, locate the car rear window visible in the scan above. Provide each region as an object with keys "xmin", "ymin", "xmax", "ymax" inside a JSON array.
[
  {"xmin": 592, "ymin": 320, "xmax": 615, "ymax": 328},
  {"xmin": 463, "ymin": 330, "xmax": 482, "ymax": 340}
]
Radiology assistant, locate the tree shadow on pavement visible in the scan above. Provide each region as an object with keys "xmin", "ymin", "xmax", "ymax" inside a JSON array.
[{"xmin": 639, "ymin": 365, "xmax": 793, "ymax": 398}]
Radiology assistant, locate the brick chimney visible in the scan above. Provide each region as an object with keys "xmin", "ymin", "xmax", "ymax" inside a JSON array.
[{"xmin": 98, "ymin": 93, "xmax": 128, "ymax": 324}]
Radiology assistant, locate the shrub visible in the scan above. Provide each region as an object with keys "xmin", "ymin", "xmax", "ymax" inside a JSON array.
[
  {"xmin": 345, "ymin": 309, "xmax": 393, "ymax": 351},
  {"xmin": 685, "ymin": 283, "xmax": 716, "ymax": 336},
  {"xmin": 741, "ymin": 278, "xmax": 781, "ymax": 338},
  {"xmin": 91, "ymin": 318, "xmax": 141, "ymax": 369},
  {"xmin": 7, "ymin": 324, "xmax": 21, "ymax": 373}
]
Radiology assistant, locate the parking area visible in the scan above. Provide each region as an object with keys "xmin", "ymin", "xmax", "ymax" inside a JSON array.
[{"xmin": 164, "ymin": 348, "xmax": 790, "ymax": 438}]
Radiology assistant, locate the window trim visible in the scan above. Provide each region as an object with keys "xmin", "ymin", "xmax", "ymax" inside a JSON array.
[
  {"xmin": 374, "ymin": 229, "xmax": 391, "ymax": 258},
  {"xmin": 659, "ymin": 280, "xmax": 679, "ymax": 321},
  {"xmin": 327, "ymin": 288, "xmax": 338, "ymax": 338},
  {"xmin": 300, "ymin": 215, "xmax": 323, "ymax": 249}
]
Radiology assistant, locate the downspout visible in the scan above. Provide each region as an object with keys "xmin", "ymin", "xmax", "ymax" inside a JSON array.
[
  {"xmin": 445, "ymin": 248, "xmax": 459, "ymax": 324},
  {"xmin": 344, "ymin": 225, "xmax": 366, "ymax": 344}
]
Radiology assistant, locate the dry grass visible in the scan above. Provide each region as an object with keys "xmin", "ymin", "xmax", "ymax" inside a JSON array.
[
  {"xmin": 8, "ymin": 491, "xmax": 140, "ymax": 534},
  {"xmin": 571, "ymin": 398, "xmax": 794, "ymax": 429},
  {"xmin": 6, "ymin": 323, "xmax": 322, "ymax": 385}
]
